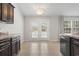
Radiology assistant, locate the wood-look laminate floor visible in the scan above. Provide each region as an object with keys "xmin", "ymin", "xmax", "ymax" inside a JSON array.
[{"xmin": 19, "ymin": 41, "xmax": 61, "ymax": 56}]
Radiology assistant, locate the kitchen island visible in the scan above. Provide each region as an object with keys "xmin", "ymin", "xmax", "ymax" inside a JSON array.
[{"xmin": 60, "ymin": 34, "xmax": 79, "ymax": 56}]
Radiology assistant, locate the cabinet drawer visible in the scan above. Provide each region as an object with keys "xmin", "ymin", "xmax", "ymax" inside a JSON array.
[
  {"xmin": 0, "ymin": 44, "xmax": 10, "ymax": 56},
  {"xmin": 71, "ymin": 38, "xmax": 79, "ymax": 45},
  {"xmin": 0, "ymin": 42, "xmax": 10, "ymax": 48},
  {"xmin": 0, "ymin": 38, "xmax": 10, "ymax": 43},
  {"xmin": 0, "ymin": 43, "xmax": 10, "ymax": 51}
]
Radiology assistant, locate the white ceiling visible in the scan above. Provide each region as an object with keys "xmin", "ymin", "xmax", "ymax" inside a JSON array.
[{"xmin": 17, "ymin": 3, "xmax": 79, "ymax": 16}]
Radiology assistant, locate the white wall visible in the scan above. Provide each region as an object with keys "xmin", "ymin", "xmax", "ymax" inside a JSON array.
[
  {"xmin": 0, "ymin": 4, "xmax": 24, "ymax": 43},
  {"xmin": 49, "ymin": 16, "xmax": 59, "ymax": 41},
  {"xmin": 24, "ymin": 16, "xmax": 59, "ymax": 41},
  {"xmin": 58, "ymin": 16, "xmax": 64, "ymax": 34}
]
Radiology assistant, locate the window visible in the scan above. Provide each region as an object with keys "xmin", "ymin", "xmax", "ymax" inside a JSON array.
[
  {"xmin": 72, "ymin": 21, "xmax": 79, "ymax": 32},
  {"xmin": 64, "ymin": 18, "xmax": 79, "ymax": 34},
  {"xmin": 64, "ymin": 21, "xmax": 71, "ymax": 34}
]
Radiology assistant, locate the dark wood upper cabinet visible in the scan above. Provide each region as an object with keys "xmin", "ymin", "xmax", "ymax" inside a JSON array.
[
  {"xmin": 2, "ymin": 3, "xmax": 8, "ymax": 22},
  {"xmin": 0, "ymin": 3, "xmax": 15, "ymax": 24},
  {"xmin": 0, "ymin": 3, "xmax": 2, "ymax": 20},
  {"xmin": 7, "ymin": 3, "xmax": 14, "ymax": 23}
]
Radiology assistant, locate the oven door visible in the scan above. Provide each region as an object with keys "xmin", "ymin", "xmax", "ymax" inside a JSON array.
[{"xmin": 60, "ymin": 36, "xmax": 70, "ymax": 56}]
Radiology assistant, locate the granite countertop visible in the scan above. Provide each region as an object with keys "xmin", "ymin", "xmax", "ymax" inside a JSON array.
[
  {"xmin": 0, "ymin": 35, "xmax": 10, "ymax": 40},
  {"xmin": 0, "ymin": 34, "xmax": 20, "ymax": 40},
  {"xmin": 60, "ymin": 34, "xmax": 79, "ymax": 39}
]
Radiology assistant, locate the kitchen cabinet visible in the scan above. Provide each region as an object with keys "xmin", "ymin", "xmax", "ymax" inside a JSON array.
[
  {"xmin": 0, "ymin": 35, "xmax": 20, "ymax": 56},
  {"xmin": 10, "ymin": 36, "xmax": 20, "ymax": 56},
  {"xmin": 60, "ymin": 35, "xmax": 79, "ymax": 56},
  {"xmin": 10, "ymin": 37, "xmax": 17, "ymax": 56},
  {"xmin": 0, "ymin": 3, "xmax": 14, "ymax": 24},
  {"xmin": 0, "ymin": 3, "xmax": 1, "ymax": 20},
  {"xmin": 71, "ymin": 37, "xmax": 79, "ymax": 56},
  {"xmin": 16, "ymin": 36, "xmax": 20, "ymax": 54},
  {"xmin": 60, "ymin": 36, "xmax": 71, "ymax": 56},
  {"xmin": 0, "ymin": 38, "xmax": 11, "ymax": 56}
]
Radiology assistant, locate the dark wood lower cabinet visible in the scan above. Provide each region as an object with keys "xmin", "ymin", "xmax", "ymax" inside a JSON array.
[
  {"xmin": 60, "ymin": 35, "xmax": 79, "ymax": 56},
  {"xmin": 0, "ymin": 38, "xmax": 11, "ymax": 56},
  {"xmin": 16, "ymin": 37, "xmax": 20, "ymax": 54},
  {"xmin": 71, "ymin": 38, "xmax": 79, "ymax": 56},
  {"xmin": 0, "ymin": 36, "xmax": 20, "ymax": 56},
  {"xmin": 10, "ymin": 36, "xmax": 20, "ymax": 56},
  {"xmin": 71, "ymin": 44, "xmax": 79, "ymax": 56},
  {"xmin": 0, "ymin": 44, "xmax": 10, "ymax": 56}
]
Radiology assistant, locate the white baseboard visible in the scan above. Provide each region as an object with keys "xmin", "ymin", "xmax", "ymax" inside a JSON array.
[
  {"xmin": 23, "ymin": 40, "xmax": 60, "ymax": 42},
  {"xmin": 20, "ymin": 39, "xmax": 25, "ymax": 44}
]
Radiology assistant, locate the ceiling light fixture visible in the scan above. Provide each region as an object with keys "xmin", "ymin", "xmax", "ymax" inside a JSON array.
[
  {"xmin": 36, "ymin": 8, "xmax": 44, "ymax": 15},
  {"xmin": 33, "ymin": 4, "xmax": 46, "ymax": 15}
]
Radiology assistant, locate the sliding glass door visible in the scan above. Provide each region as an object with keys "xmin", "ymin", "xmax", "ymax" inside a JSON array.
[{"xmin": 31, "ymin": 20, "xmax": 49, "ymax": 41}]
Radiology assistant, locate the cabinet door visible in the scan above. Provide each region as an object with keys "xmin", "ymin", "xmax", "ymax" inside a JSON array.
[
  {"xmin": 0, "ymin": 3, "xmax": 2, "ymax": 20},
  {"xmin": 16, "ymin": 39, "xmax": 20, "ymax": 54},
  {"xmin": 71, "ymin": 38, "xmax": 79, "ymax": 56},
  {"xmin": 60, "ymin": 39, "xmax": 70, "ymax": 56},
  {"xmin": 2, "ymin": 3, "xmax": 8, "ymax": 22},
  {"xmin": 0, "ymin": 44, "xmax": 10, "ymax": 56},
  {"xmin": 11, "ymin": 40, "xmax": 17, "ymax": 56},
  {"xmin": 71, "ymin": 44, "xmax": 79, "ymax": 56},
  {"xmin": 1, "ymin": 3, "xmax": 14, "ymax": 23},
  {"xmin": 12, "ymin": 44, "xmax": 17, "ymax": 56},
  {"xmin": 7, "ymin": 4, "xmax": 14, "ymax": 23}
]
